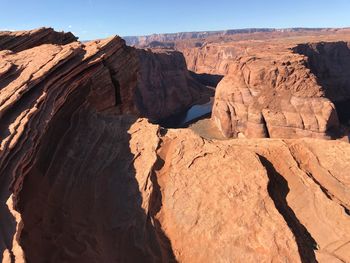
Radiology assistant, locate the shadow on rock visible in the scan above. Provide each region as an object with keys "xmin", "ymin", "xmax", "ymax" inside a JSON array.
[{"xmin": 258, "ymin": 155, "xmax": 318, "ymax": 263}]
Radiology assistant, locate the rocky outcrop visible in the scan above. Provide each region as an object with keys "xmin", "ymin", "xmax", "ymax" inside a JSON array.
[
  {"xmin": 3, "ymin": 110, "xmax": 350, "ymax": 262},
  {"xmin": 212, "ymin": 43, "xmax": 345, "ymax": 139},
  {"xmin": 155, "ymin": 128, "xmax": 350, "ymax": 263},
  {"xmin": 0, "ymin": 28, "xmax": 350, "ymax": 263},
  {"xmin": 0, "ymin": 27, "xmax": 77, "ymax": 52},
  {"xmin": 0, "ymin": 36, "xmax": 137, "ymax": 262},
  {"xmin": 293, "ymin": 41, "xmax": 350, "ymax": 124},
  {"xmin": 180, "ymin": 44, "xmax": 245, "ymax": 75},
  {"xmin": 135, "ymin": 49, "xmax": 213, "ymax": 120},
  {"xmin": 0, "ymin": 27, "xmax": 211, "ymax": 120}
]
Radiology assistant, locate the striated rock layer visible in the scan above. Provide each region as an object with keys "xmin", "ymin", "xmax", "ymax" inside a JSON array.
[
  {"xmin": 0, "ymin": 28, "xmax": 349, "ymax": 263},
  {"xmin": 0, "ymin": 29, "xmax": 209, "ymax": 262},
  {"xmin": 2, "ymin": 112, "xmax": 350, "ymax": 262},
  {"xmin": 0, "ymin": 27, "xmax": 77, "ymax": 52},
  {"xmin": 211, "ymin": 41, "xmax": 350, "ymax": 139},
  {"xmin": 136, "ymin": 48, "xmax": 213, "ymax": 120}
]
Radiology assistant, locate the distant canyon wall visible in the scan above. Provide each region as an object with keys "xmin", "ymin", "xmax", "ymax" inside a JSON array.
[{"xmin": 124, "ymin": 27, "xmax": 339, "ymax": 47}]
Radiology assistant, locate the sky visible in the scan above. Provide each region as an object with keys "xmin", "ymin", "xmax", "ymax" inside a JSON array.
[{"xmin": 1, "ymin": 0, "xmax": 350, "ymax": 40}]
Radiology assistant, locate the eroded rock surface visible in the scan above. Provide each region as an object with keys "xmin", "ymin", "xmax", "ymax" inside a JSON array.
[
  {"xmin": 212, "ymin": 48, "xmax": 340, "ymax": 139},
  {"xmin": 155, "ymin": 128, "xmax": 350, "ymax": 263},
  {"xmin": 293, "ymin": 42, "xmax": 350, "ymax": 124},
  {"xmin": 0, "ymin": 27, "xmax": 77, "ymax": 52},
  {"xmin": 210, "ymin": 40, "xmax": 350, "ymax": 139},
  {"xmin": 136, "ymin": 49, "xmax": 213, "ymax": 120},
  {"xmin": 0, "ymin": 28, "xmax": 349, "ymax": 263}
]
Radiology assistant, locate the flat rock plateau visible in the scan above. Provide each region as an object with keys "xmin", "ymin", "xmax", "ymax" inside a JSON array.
[{"xmin": 0, "ymin": 27, "xmax": 350, "ymax": 263}]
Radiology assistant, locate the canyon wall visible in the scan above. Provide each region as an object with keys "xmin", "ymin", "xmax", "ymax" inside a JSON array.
[
  {"xmin": 135, "ymin": 49, "xmax": 213, "ymax": 120},
  {"xmin": 203, "ymin": 40, "xmax": 350, "ymax": 139},
  {"xmin": 211, "ymin": 46, "xmax": 341, "ymax": 139},
  {"xmin": 0, "ymin": 29, "xmax": 211, "ymax": 262},
  {"xmin": 293, "ymin": 42, "xmax": 350, "ymax": 124},
  {"xmin": 124, "ymin": 28, "xmax": 342, "ymax": 47},
  {"xmin": 0, "ymin": 28, "xmax": 350, "ymax": 263}
]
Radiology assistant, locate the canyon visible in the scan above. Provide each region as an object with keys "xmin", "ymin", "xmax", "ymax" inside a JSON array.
[{"xmin": 0, "ymin": 27, "xmax": 349, "ymax": 263}]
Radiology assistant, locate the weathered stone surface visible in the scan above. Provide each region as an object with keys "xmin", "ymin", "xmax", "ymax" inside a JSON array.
[
  {"xmin": 135, "ymin": 48, "xmax": 213, "ymax": 120},
  {"xmin": 229, "ymin": 137, "xmax": 350, "ymax": 263},
  {"xmin": 151, "ymin": 129, "xmax": 350, "ymax": 262},
  {"xmin": 212, "ymin": 43, "xmax": 344, "ymax": 139},
  {"xmin": 0, "ymin": 27, "xmax": 77, "ymax": 52},
  {"xmin": 0, "ymin": 34, "xmax": 163, "ymax": 262},
  {"xmin": 0, "ymin": 28, "xmax": 349, "ymax": 263},
  {"xmin": 0, "ymin": 37, "xmax": 137, "ymax": 262}
]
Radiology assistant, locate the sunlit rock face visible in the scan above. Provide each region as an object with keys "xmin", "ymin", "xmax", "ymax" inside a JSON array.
[
  {"xmin": 210, "ymin": 41, "xmax": 350, "ymax": 139},
  {"xmin": 0, "ymin": 28, "xmax": 350, "ymax": 263},
  {"xmin": 0, "ymin": 27, "xmax": 78, "ymax": 52}
]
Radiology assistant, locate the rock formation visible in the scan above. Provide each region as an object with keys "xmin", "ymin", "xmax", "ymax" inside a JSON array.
[
  {"xmin": 0, "ymin": 28, "xmax": 350, "ymax": 263},
  {"xmin": 293, "ymin": 42, "xmax": 350, "ymax": 124},
  {"xmin": 136, "ymin": 48, "xmax": 213, "ymax": 120},
  {"xmin": 154, "ymin": 128, "xmax": 350, "ymax": 263},
  {"xmin": 124, "ymin": 28, "xmax": 343, "ymax": 47},
  {"xmin": 209, "ymin": 39, "xmax": 350, "ymax": 139},
  {"xmin": 0, "ymin": 27, "xmax": 77, "ymax": 52}
]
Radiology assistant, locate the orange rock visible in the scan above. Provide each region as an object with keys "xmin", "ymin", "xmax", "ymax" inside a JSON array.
[{"xmin": 0, "ymin": 28, "xmax": 349, "ymax": 263}]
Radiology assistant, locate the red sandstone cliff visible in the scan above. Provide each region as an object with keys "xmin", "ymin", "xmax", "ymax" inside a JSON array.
[
  {"xmin": 136, "ymin": 48, "xmax": 213, "ymax": 120},
  {"xmin": 0, "ymin": 27, "xmax": 77, "ymax": 52},
  {"xmin": 211, "ymin": 41, "xmax": 350, "ymax": 139},
  {"xmin": 0, "ymin": 28, "xmax": 350, "ymax": 263}
]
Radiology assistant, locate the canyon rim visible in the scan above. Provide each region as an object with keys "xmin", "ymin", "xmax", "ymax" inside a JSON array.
[{"xmin": 1, "ymin": 8, "xmax": 350, "ymax": 263}]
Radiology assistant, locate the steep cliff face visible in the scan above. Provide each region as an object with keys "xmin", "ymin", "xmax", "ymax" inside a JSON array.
[
  {"xmin": 0, "ymin": 28, "xmax": 210, "ymax": 121},
  {"xmin": 1, "ymin": 28, "xmax": 350, "ymax": 263},
  {"xmin": 293, "ymin": 41, "xmax": 350, "ymax": 124},
  {"xmin": 0, "ymin": 30, "xmax": 212, "ymax": 262},
  {"xmin": 135, "ymin": 49, "xmax": 213, "ymax": 120},
  {"xmin": 180, "ymin": 44, "xmax": 245, "ymax": 75},
  {"xmin": 211, "ymin": 41, "xmax": 350, "ymax": 139},
  {"xmin": 0, "ymin": 36, "xmax": 139, "ymax": 262},
  {"xmin": 0, "ymin": 27, "xmax": 77, "ymax": 52}
]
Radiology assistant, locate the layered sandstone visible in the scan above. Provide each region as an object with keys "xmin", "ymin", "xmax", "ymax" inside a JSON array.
[
  {"xmin": 136, "ymin": 49, "xmax": 213, "ymax": 120},
  {"xmin": 0, "ymin": 28, "xmax": 350, "ymax": 263},
  {"xmin": 211, "ymin": 40, "xmax": 350, "ymax": 139},
  {"xmin": 2, "ymin": 112, "xmax": 350, "ymax": 262},
  {"xmin": 293, "ymin": 42, "xmax": 350, "ymax": 124},
  {"xmin": 124, "ymin": 28, "xmax": 346, "ymax": 47},
  {"xmin": 0, "ymin": 27, "xmax": 77, "ymax": 52}
]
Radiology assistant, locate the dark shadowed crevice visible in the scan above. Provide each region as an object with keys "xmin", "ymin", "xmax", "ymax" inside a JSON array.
[
  {"xmin": 113, "ymin": 78, "xmax": 122, "ymax": 106},
  {"xmin": 261, "ymin": 114, "xmax": 271, "ymax": 138},
  {"xmin": 148, "ymin": 139, "xmax": 177, "ymax": 263},
  {"xmin": 104, "ymin": 66, "xmax": 122, "ymax": 106},
  {"xmin": 257, "ymin": 155, "xmax": 318, "ymax": 263},
  {"xmin": 342, "ymin": 205, "xmax": 350, "ymax": 216},
  {"xmin": 334, "ymin": 99, "xmax": 350, "ymax": 125},
  {"xmin": 189, "ymin": 71, "xmax": 224, "ymax": 87}
]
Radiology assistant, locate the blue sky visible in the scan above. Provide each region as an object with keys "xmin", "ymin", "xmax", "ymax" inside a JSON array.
[{"xmin": 1, "ymin": 0, "xmax": 350, "ymax": 40}]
